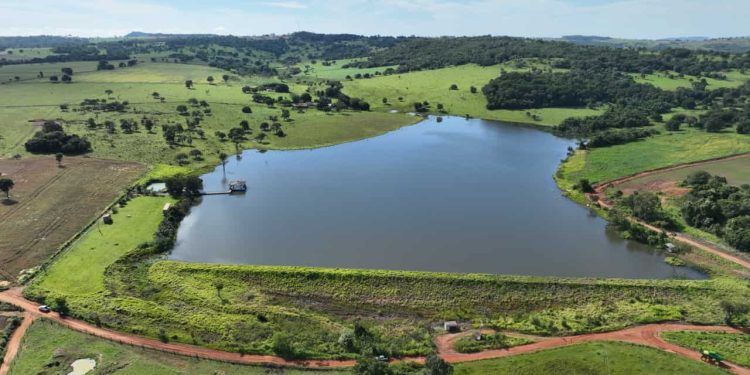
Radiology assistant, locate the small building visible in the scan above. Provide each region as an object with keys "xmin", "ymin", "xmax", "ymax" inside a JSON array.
[
  {"xmin": 229, "ymin": 180, "xmax": 247, "ymax": 193},
  {"xmin": 162, "ymin": 203, "xmax": 172, "ymax": 214},
  {"xmin": 102, "ymin": 213, "xmax": 113, "ymax": 224},
  {"xmin": 444, "ymin": 321, "xmax": 459, "ymax": 333}
]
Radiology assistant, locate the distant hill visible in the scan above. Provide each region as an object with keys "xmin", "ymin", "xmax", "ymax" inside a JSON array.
[
  {"xmin": 559, "ymin": 35, "xmax": 750, "ymax": 53},
  {"xmin": 124, "ymin": 31, "xmax": 218, "ymax": 39}
]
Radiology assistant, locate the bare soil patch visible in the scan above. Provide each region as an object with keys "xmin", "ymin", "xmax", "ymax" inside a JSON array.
[{"xmin": 0, "ymin": 157, "xmax": 144, "ymax": 280}]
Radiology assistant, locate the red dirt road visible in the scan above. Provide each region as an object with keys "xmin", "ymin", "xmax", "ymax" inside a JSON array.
[
  {"xmin": 1, "ymin": 287, "xmax": 749, "ymax": 373},
  {"xmin": 436, "ymin": 325, "xmax": 750, "ymax": 374},
  {"xmin": 0, "ymin": 312, "xmax": 34, "ymax": 375}
]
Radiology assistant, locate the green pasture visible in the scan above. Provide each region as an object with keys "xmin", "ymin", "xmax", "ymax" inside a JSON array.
[
  {"xmin": 453, "ymin": 341, "xmax": 725, "ymax": 375},
  {"xmin": 342, "ymin": 64, "xmax": 601, "ymax": 126},
  {"xmin": 0, "ymin": 61, "xmax": 101, "ymax": 83},
  {"xmin": 32, "ymin": 196, "xmax": 172, "ymax": 296},
  {"xmin": 8, "ymin": 320, "xmax": 343, "ymax": 375},
  {"xmin": 632, "ymin": 70, "xmax": 750, "ymax": 91},
  {"xmin": 0, "ymin": 47, "xmax": 57, "ymax": 62},
  {"xmin": 661, "ymin": 331, "xmax": 750, "ymax": 367},
  {"xmin": 0, "ymin": 63, "xmax": 419, "ymax": 164},
  {"xmin": 566, "ymin": 126, "xmax": 750, "ymax": 184},
  {"xmin": 293, "ymin": 58, "xmax": 397, "ymax": 80}
]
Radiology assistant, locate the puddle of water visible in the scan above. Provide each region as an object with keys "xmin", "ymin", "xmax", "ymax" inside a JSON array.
[{"xmin": 67, "ymin": 358, "xmax": 96, "ymax": 375}]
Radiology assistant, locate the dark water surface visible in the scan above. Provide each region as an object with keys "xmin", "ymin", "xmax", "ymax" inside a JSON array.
[{"xmin": 170, "ymin": 116, "xmax": 704, "ymax": 279}]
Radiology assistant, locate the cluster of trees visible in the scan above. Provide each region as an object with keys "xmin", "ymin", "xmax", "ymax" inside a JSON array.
[
  {"xmin": 586, "ymin": 128, "xmax": 658, "ymax": 148},
  {"xmin": 79, "ymin": 98, "xmax": 129, "ymax": 112},
  {"xmin": 558, "ymin": 106, "xmax": 652, "ymax": 136},
  {"xmin": 681, "ymin": 171, "xmax": 750, "ymax": 251},
  {"xmin": 24, "ymin": 121, "xmax": 91, "ymax": 155},
  {"xmin": 314, "ymin": 81, "xmax": 370, "ymax": 111},
  {"xmin": 695, "ymin": 108, "xmax": 750, "ymax": 133},
  {"xmin": 349, "ymin": 36, "xmax": 749, "ymax": 75},
  {"xmin": 154, "ymin": 195, "xmax": 194, "ymax": 251},
  {"xmin": 483, "ymin": 70, "xmax": 665, "ymax": 110}
]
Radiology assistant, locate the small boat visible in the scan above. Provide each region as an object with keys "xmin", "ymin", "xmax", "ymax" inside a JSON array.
[{"xmin": 228, "ymin": 180, "xmax": 247, "ymax": 193}]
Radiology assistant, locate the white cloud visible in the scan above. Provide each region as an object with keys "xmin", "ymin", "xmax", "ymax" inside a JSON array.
[{"xmin": 261, "ymin": 1, "xmax": 308, "ymax": 9}]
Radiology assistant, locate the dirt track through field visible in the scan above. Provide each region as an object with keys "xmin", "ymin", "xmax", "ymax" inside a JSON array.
[
  {"xmin": 592, "ymin": 154, "xmax": 750, "ymax": 271},
  {"xmin": 0, "ymin": 312, "xmax": 34, "ymax": 375},
  {"xmin": 0, "ymin": 287, "xmax": 748, "ymax": 373}
]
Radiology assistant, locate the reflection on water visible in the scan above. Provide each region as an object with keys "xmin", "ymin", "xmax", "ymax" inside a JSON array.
[{"xmin": 170, "ymin": 116, "xmax": 705, "ymax": 279}]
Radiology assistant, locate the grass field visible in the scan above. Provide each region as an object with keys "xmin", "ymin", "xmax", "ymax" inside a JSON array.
[
  {"xmin": 0, "ymin": 61, "xmax": 101, "ymax": 83},
  {"xmin": 293, "ymin": 58, "xmax": 397, "ymax": 80},
  {"xmin": 661, "ymin": 331, "xmax": 750, "ymax": 367},
  {"xmin": 342, "ymin": 64, "xmax": 601, "ymax": 126},
  {"xmin": 452, "ymin": 341, "xmax": 725, "ymax": 375},
  {"xmin": 0, "ymin": 47, "xmax": 57, "ymax": 62},
  {"xmin": 8, "ymin": 320, "xmax": 344, "ymax": 375},
  {"xmin": 615, "ymin": 154, "xmax": 750, "ymax": 194},
  {"xmin": 632, "ymin": 70, "xmax": 750, "ymax": 91},
  {"xmin": 563, "ymin": 127, "xmax": 750, "ymax": 184},
  {"xmin": 0, "ymin": 157, "xmax": 144, "ymax": 279},
  {"xmin": 0, "ymin": 63, "xmax": 420, "ymax": 165},
  {"xmin": 31, "ymin": 196, "xmax": 172, "ymax": 296}
]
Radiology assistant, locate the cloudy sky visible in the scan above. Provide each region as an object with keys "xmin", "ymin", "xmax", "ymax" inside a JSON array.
[{"xmin": 1, "ymin": 0, "xmax": 748, "ymax": 39}]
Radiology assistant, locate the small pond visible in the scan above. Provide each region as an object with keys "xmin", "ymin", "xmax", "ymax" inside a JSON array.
[{"xmin": 169, "ymin": 116, "xmax": 704, "ymax": 279}]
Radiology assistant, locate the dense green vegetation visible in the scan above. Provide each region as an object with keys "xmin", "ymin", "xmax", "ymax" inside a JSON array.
[
  {"xmin": 452, "ymin": 341, "xmax": 726, "ymax": 375},
  {"xmin": 453, "ymin": 333, "xmax": 533, "ymax": 353},
  {"xmin": 680, "ymin": 171, "xmax": 750, "ymax": 251},
  {"xmin": 8, "ymin": 320, "xmax": 345, "ymax": 375},
  {"xmin": 662, "ymin": 331, "xmax": 750, "ymax": 367}
]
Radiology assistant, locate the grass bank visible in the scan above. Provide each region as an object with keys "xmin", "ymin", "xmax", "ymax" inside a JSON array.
[{"xmin": 453, "ymin": 341, "xmax": 725, "ymax": 375}]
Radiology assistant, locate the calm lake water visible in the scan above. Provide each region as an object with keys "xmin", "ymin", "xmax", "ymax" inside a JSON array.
[{"xmin": 170, "ymin": 116, "xmax": 704, "ymax": 279}]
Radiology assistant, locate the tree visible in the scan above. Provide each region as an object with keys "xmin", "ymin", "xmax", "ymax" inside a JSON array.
[
  {"xmin": 449, "ymin": 84, "xmax": 458, "ymax": 90},
  {"xmin": 242, "ymin": 106, "xmax": 253, "ymax": 114},
  {"xmin": 271, "ymin": 333, "xmax": 295, "ymax": 359},
  {"xmin": 0, "ymin": 178, "xmax": 14, "ymax": 200},
  {"xmin": 213, "ymin": 280, "xmax": 224, "ymax": 298},
  {"xmin": 470, "ymin": 85, "xmax": 478, "ymax": 94},
  {"xmin": 185, "ymin": 80, "xmax": 193, "ymax": 89},
  {"xmin": 222, "ymin": 74, "xmax": 230, "ymax": 83},
  {"xmin": 189, "ymin": 149, "xmax": 203, "ymax": 160},
  {"xmin": 382, "ymin": 97, "xmax": 388, "ymax": 104},
  {"xmin": 175, "ymin": 152, "xmax": 189, "ymax": 165},
  {"xmin": 424, "ymin": 354, "xmax": 453, "ymax": 375},
  {"xmin": 725, "ymin": 216, "xmax": 750, "ymax": 251},
  {"xmin": 207, "ymin": 76, "xmax": 214, "ymax": 84},
  {"xmin": 49, "ymin": 75, "xmax": 59, "ymax": 82},
  {"xmin": 54, "ymin": 296, "xmax": 70, "ymax": 317},
  {"xmin": 738, "ymin": 121, "xmax": 750, "ymax": 135},
  {"xmin": 353, "ymin": 357, "xmax": 392, "ymax": 375},
  {"xmin": 105, "ymin": 89, "xmax": 113, "ymax": 96},
  {"xmin": 61, "ymin": 67, "xmax": 73, "ymax": 76},
  {"xmin": 142, "ymin": 118, "xmax": 155, "ymax": 133},
  {"xmin": 240, "ymin": 120, "xmax": 250, "ymax": 132},
  {"xmin": 215, "ymin": 131, "xmax": 227, "ymax": 141},
  {"xmin": 55, "ymin": 153, "xmax": 63, "ymax": 167},
  {"xmin": 219, "ymin": 152, "xmax": 228, "ymax": 174}
]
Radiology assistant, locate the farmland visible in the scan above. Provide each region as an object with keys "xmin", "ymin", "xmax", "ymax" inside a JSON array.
[
  {"xmin": 0, "ymin": 156, "xmax": 144, "ymax": 279},
  {"xmin": 614, "ymin": 154, "xmax": 750, "ymax": 195}
]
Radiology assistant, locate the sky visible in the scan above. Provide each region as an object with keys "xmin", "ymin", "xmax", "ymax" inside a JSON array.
[{"xmin": 0, "ymin": 0, "xmax": 748, "ymax": 39}]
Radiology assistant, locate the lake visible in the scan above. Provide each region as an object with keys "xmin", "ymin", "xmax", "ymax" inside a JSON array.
[{"xmin": 169, "ymin": 116, "xmax": 704, "ymax": 279}]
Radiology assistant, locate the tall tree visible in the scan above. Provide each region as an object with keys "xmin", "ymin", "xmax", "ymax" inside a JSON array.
[
  {"xmin": 55, "ymin": 153, "xmax": 63, "ymax": 167},
  {"xmin": 0, "ymin": 178, "xmax": 14, "ymax": 200}
]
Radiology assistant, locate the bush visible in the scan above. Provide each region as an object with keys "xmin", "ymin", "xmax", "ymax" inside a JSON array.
[
  {"xmin": 725, "ymin": 216, "xmax": 750, "ymax": 251},
  {"xmin": 24, "ymin": 122, "xmax": 91, "ymax": 155}
]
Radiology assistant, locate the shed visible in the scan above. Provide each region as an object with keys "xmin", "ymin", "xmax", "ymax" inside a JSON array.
[
  {"xmin": 163, "ymin": 203, "xmax": 172, "ymax": 214},
  {"xmin": 102, "ymin": 213, "xmax": 113, "ymax": 224},
  {"xmin": 444, "ymin": 321, "xmax": 459, "ymax": 333}
]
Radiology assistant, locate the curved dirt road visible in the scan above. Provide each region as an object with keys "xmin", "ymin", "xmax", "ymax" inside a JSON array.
[
  {"xmin": 436, "ymin": 325, "xmax": 750, "ymax": 374},
  {"xmin": 1, "ymin": 287, "xmax": 748, "ymax": 374}
]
